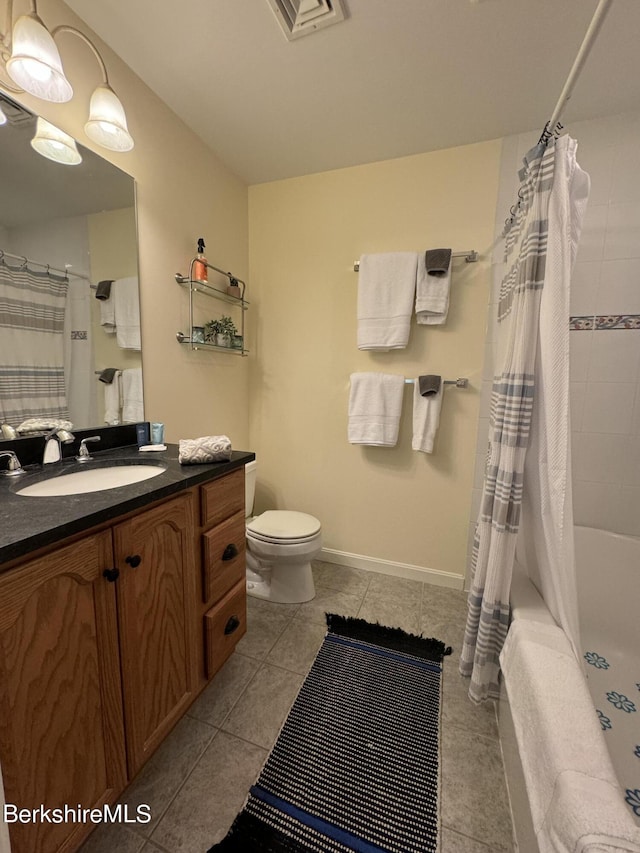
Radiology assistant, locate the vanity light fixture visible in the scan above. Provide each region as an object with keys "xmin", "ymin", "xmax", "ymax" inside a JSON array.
[
  {"xmin": 30, "ymin": 115, "xmax": 81, "ymax": 164},
  {"xmin": 0, "ymin": 0, "xmax": 134, "ymax": 152},
  {"xmin": 0, "ymin": 103, "xmax": 6, "ymax": 124}
]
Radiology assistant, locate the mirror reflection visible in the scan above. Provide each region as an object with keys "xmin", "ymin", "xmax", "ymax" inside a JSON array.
[{"xmin": 0, "ymin": 91, "xmax": 142, "ymax": 436}]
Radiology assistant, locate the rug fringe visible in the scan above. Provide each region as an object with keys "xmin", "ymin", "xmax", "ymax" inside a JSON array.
[{"xmin": 325, "ymin": 614, "xmax": 453, "ymax": 662}]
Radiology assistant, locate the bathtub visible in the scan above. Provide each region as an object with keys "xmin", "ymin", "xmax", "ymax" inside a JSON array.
[{"xmin": 498, "ymin": 526, "xmax": 640, "ymax": 853}]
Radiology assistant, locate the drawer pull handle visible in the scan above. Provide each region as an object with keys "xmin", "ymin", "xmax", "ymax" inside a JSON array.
[
  {"xmin": 103, "ymin": 568, "xmax": 120, "ymax": 583},
  {"xmin": 125, "ymin": 554, "xmax": 141, "ymax": 568},
  {"xmin": 224, "ymin": 615, "xmax": 240, "ymax": 635},
  {"xmin": 222, "ymin": 543, "xmax": 239, "ymax": 561}
]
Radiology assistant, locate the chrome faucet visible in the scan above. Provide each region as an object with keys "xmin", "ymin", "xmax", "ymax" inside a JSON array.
[
  {"xmin": 43, "ymin": 427, "xmax": 75, "ymax": 464},
  {"xmin": 76, "ymin": 436, "xmax": 101, "ymax": 462},
  {"xmin": 0, "ymin": 450, "xmax": 25, "ymax": 476}
]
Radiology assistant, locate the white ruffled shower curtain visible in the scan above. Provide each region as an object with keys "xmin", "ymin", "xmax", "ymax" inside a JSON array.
[{"xmin": 460, "ymin": 135, "xmax": 589, "ymax": 702}]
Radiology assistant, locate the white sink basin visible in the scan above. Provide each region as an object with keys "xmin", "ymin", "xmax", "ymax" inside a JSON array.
[{"xmin": 17, "ymin": 465, "xmax": 166, "ymax": 497}]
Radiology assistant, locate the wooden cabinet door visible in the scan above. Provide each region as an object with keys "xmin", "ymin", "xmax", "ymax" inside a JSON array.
[
  {"xmin": 114, "ymin": 493, "xmax": 198, "ymax": 776},
  {"xmin": 0, "ymin": 532, "xmax": 126, "ymax": 853}
]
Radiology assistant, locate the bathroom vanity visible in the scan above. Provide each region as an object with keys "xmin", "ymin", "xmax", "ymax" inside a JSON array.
[{"xmin": 0, "ymin": 441, "xmax": 253, "ymax": 853}]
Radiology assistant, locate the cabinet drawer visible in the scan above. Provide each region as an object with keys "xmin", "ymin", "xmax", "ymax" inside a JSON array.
[
  {"xmin": 200, "ymin": 468, "xmax": 244, "ymax": 528},
  {"xmin": 204, "ymin": 580, "xmax": 246, "ymax": 678},
  {"xmin": 202, "ymin": 511, "xmax": 246, "ymax": 604}
]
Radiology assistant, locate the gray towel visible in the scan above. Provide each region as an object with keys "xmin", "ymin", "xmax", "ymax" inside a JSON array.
[
  {"xmin": 425, "ymin": 249, "xmax": 451, "ymax": 277},
  {"xmin": 98, "ymin": 367, "xmax": 118, "ymax": 384},
  {"xmin": 418, "ymin": 375, "xmax": 441, "ymax": 396},
  {"xmin": 95, "ymin": 279, "xmax": 113, "ymax": 300}
]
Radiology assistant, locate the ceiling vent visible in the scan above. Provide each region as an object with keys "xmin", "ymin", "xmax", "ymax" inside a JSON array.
[{"xmin": 266, "ymin": 0, "xmax": 347, "ymax": 41}]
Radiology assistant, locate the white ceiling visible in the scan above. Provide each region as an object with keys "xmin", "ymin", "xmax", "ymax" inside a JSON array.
[{"xmin": 63, "ymin": 0, "xmax": 640, "ymax": 185}]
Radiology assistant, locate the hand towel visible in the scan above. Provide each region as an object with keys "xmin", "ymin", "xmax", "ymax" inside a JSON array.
[
  {"xmin": 98, "ymin": 367, "xmax": 118, "ymax": 384},
  {"xmin": 114, "ymin": 276, "xmax": 141, "ymax": 350},
  {"xmin": 418, "ymin": 374, "xmax": 441, "ymax": 396},
  {"xmin": 178, "ymin": 435, "xmax": 233, "ymax": 464},
  {"xmin": 348, "ymin": 372, "xmax": 404, "ymax": 447},
  {"xmin": 425, "ymin": 248, "xmax": 452, "ymax": 276},
  {"xmin": 99, "ymin": 292, "xmax": 116, "ymax": 334},
  {"xmin": 16, "ymin": 417, "xmax": 74, "ymax": 434},
  {"xmin": 500, "ymin": 619, "xmax": 640, "ymax": 853},
  {"xmin": 121, "ymin": 367, "xmax": 144, "ymax": 423},
  {"xmin": 415, "ymin": 250, "xmax": 451, "ymax": 325},
  {"xmin": 95, "ymin": 279, "xmax": 113, "ymax": 301},
  {"xmin": 103, "ymin": 373, "xmax": 121, "ymax": 424},
  {"xmin": 412, "ymin": 380, "xmax": 443, "ymax": 453},
  {"xmin": 357, "ymin": 252, "xmax": 418, "ymax": 350}
]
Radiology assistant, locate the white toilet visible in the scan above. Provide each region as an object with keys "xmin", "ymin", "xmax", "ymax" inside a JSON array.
[{"xmin": 244, "ymin": 460, "xmax": 321, "ymax": 603}]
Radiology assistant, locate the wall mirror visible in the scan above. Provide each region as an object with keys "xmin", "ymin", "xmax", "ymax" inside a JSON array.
[{"xmin": 0, "ymin": 89, "xmax": 142, "ymax": 435}]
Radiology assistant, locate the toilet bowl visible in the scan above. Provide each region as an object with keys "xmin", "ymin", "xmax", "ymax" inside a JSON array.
[{"xmin": 244, "ymin": 462, "xmax": 321, "ymax": 603}]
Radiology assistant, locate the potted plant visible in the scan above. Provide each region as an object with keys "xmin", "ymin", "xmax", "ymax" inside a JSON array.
[{"xmin": 204, "ymin": 315, "xmax": 237, "ymax": 347}]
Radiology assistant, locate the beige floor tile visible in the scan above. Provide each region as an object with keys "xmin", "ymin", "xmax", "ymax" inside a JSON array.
[
  {"xmin": 265, "ymin": 615, "xmax": 328, "ymax": 674},
  {"xmin": 235, "ymin": 596, "xmax": 298, "ymax": 660},
  {"xmin": 358, "ymin": 591, "xmax": 422, "ymax": 634},
  {"xmin": 151, "ymin": 731, "xmax": 266, "ymax": 853},
  {"xmin": 78, "ymin": 823, "xmax": 146, "ymax": 853},
  {"xmin": 441, "ymin": 826, "xmax": 506, "ymax": 852},
  {"xmin": 221, "ymin": 663, "xmax": 303, "ymax": 748},
  {"xmin": 442, "ymin": 667, "xmax": 498, "ymax": 740},
  {"xmin": 187, "ymin": 652, "xmax": 260, "ymax": 728},
  {"xmin": 118, "ymin": 714, "xmax": 216, "ymax": 835},
  {"xmin": 441, "ymin": 725, "xmax": 514, "ymax": 851},
  {"xmin": 367, "ymin": 572, "xmax": 423, "ymax": 600},
  {"xmin": 297, "ymin": 586, "xmax": 364, "ymax": 625},
  {"xmin": 312, "ymin": 561, "xmax": 372, "ymax": 596}
]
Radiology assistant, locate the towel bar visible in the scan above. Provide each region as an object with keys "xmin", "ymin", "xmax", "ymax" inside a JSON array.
[
  {"xmin": 404, "ymin": 378, "xmax": 468, "ymax": 388},
  {"xmin": 353, "ymin": 251, "xmax": 478, "ymax": 271}
]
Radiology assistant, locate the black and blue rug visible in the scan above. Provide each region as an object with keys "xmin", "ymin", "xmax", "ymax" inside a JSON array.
[{"xmin": 209, "ymin": 614, "xmax": 452, "ymax": 853}]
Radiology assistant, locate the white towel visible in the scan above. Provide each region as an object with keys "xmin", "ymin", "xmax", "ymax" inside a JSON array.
[
  {"xmin": 348, "ymin": 373, "xmax": 404, "ymax": 447},
  {"xmin": 500, "ymin": 620, "xmax": 640, "ymax": 853},
  {"xmin": 121, "ymin": 367, "xmax": 144, "ymax": 423},
  {"xmin": 357, "ymin": 253, "xmax": 418, "ymax": 350},
  {"xmin": 99, "ymin": 294, "xmax": 116, "ymax": 334},
  {"xmin": 412, "ymin": 381, "xmax": 443, "ymax": 453},
  {"xmin": 114, "ymin": 276, "xmax": 141, "ymax": 350},
  {"xmin": 415, "ymin": 252, "xmax": 451, "ymax": 324},
  {"xmin": 103, "ymin": 373, "xmax": 121, "ymax": 424},
  {"xmin": 179, "ymin": 435, "xmax": 232, "ymax": 464}
]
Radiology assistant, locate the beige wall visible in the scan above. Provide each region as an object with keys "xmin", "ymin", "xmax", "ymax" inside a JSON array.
[
  {"xmin": 248, "ymin": 141, "xmax": 501, "ymax": 582},
  {"xmin": 10, "ymin": 0, "xmax": 251, "ymax": 448}
]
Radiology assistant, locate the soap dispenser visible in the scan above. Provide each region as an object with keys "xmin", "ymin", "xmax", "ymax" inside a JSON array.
[{"xmin": 193, "ymin": 237, "xmax": 208, "ymax": 284}]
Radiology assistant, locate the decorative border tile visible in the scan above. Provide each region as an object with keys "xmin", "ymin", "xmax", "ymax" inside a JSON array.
[{"xmin": 570, "ymin": 314, "xmax": 640, "ymax": 330}]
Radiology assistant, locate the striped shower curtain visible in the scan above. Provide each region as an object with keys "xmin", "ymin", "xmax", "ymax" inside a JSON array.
[
  {"xmin": 0, "ymin": 261, "xmax": 69, "ymax": 427},
  {"xmin": 459, "ymin": 141, "xmax": 556, "ymax": 703}
]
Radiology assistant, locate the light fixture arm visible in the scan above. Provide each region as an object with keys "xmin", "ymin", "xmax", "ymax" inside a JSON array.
[{"xmin": 51, "ymin": 25, "xmax": 109, "ymax": 85}]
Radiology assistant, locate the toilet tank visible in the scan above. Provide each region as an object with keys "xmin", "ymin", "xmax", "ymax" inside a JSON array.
[{"xmin": 245, "ymin": 460, "xmax": 257, "ymax": 519}]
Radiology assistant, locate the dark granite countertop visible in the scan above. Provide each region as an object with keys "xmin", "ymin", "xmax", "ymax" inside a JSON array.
[{"xmin": 0, "ymin": 443, "xmax": 255, "ymax": 568}]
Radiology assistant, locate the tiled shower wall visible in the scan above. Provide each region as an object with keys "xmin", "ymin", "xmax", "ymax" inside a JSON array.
[{"xmin": 468, "ymin": 109, "xmax": 640, "ymax": 582}]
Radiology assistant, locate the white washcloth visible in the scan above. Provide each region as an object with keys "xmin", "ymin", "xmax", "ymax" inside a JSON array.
[
  {"xmin": 99, "ymin": 294, "xmax": 116, "ymax": 334},
  {"xmin": 103, "ymin": 373, "xmax": 121, "ymax": 424},
  {"xmin": 121, "ymin": 367, "xmax": 144, "ymax": 423},
  {"xmin": 348, "ymin": 373, "xmax": 404, "ymax": 447},
  {"xmin": 412, "ymin": 381, "xmax": 443, "ymax": 453},
  {"xmin": 114, "ymin": 276, "xmax": 141, "ymax": 350},
  {"xmin": 178, "ymin": 435, "xmax": 232, "ymax": 464},
  {"xmin": 415, "ymin": 252, "xmax": 451, "ymax": 324},
  {"xmin": 357, "ymin": 253, "xmax": 418, "ymax": 350},
  {"xmin": 500, "ymin": 619, "xmax": 640, "ymax": 853}
]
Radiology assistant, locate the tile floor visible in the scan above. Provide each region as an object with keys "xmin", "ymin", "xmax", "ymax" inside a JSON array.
[{"xmin": 79, "ymin": 561, "xmax": 516, "ymax": 853}]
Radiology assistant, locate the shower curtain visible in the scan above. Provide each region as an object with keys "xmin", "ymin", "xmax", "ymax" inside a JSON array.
[
  {"xmin": 0, "ymin": 261, "xmax": 69, "ymax": 427},
  {"xmin": 460, "ymin": 136, "xmax": 588, "ymax": 702}
]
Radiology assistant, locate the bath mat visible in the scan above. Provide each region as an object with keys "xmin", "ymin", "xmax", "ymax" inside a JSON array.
[{"xmin": 208, "ymin": 614, "xmax": 452, "ymax": 853}]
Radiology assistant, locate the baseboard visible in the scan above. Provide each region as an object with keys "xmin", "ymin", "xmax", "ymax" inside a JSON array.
[{"xmin": 318, "ymin": 547, "xmax": 464, "ymax": 590}]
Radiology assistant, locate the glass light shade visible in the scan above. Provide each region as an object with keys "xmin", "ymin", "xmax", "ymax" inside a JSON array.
[
  {"xmin": 30, "ymin": 117, "xmax": 82, "ymax": 165},
  {"xmin": 6, "ymin": 14, "xmax": 73, "ymax": 103},
  {"xmin": 84, "ymin": 84, "xmax": 134, "ymax": 152},
  {"xmin": 0, "ymin": 106, "xmax": 7, "ymax": 126}
]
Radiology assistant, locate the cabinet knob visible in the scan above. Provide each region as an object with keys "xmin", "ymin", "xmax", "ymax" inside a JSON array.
[
  {"xmin": 125, "ymin": 555, "xmax": 141, "ymax": 568},
  {"xmin": 224, "ymin": 615, "xmax": 240, "ymax": 635},
  {"xmin": 222, "ymin": 543, "xmax": 239, "ymax": 561},
  {"xmin": 103, "ymin": 568, "xmax": 120, "ymax": 583}
]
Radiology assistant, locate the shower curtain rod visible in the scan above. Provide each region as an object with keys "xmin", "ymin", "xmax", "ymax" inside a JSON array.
[
  {"xmin": 538, "ymin": 0, "xmax": 614, "ymax": 143},
  {"xmin": 0, "ymin": 248, "xmax": 91, "ymax": 282}
]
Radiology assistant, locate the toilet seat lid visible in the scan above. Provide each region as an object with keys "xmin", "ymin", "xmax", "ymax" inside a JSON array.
[{"xmin": 247, "ymin": 510, "xmax": 321, "ymax": 541}]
